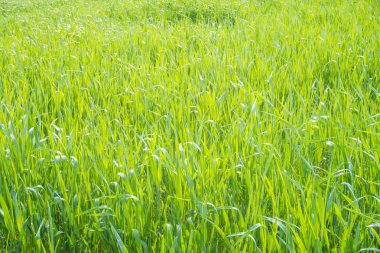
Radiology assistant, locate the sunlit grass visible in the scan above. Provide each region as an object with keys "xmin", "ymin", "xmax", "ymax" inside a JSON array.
[{"xmin": 0, "ymin": 0, "xmax": 379, "ymax": 251}]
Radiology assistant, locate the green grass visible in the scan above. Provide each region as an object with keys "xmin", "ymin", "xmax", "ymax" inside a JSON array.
[{"xmin": 0, "ymin": 0, "xmax": 379, "ymax": 251}]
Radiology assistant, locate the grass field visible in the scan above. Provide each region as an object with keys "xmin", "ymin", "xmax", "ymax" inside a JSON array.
[{"xmin": 0, "ymin": 0, "xmax": 380, "ymax": 252}]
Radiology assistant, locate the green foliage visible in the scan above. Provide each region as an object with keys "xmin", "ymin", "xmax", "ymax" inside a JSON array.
[{"xmin": 0, "ymin": 0, "xmax": 379, "ymax": 252}]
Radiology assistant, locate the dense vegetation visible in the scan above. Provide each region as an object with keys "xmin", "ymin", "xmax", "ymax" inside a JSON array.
[{"xmin": 0, "ymin": 0, "xmax": 379, "ymax": 251}]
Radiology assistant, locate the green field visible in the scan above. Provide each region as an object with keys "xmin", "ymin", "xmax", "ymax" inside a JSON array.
[{"xmin": 1, "ymin": 0, "xmax": 380, "ymax": 251}]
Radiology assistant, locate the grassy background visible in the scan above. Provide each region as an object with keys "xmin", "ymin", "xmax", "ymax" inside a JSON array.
[{"xmin": 0, "ymin": 0, "xmax": 379, "ymax": 251}]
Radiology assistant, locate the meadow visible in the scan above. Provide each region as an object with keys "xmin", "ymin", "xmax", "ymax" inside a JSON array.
[{"xmin": 0, "ymin": 0, "xmax": 379, "ymax": 251}]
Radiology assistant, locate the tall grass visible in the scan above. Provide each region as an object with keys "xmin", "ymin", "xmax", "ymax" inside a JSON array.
[{"xmin": 0, "ymin": 0, "xmax": 379, "ymax": 251}]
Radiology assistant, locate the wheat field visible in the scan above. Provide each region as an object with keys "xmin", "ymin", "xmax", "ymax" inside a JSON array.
[{"xmin": 0, "ymin": 0, "xmax": 379, "ymax": 252}]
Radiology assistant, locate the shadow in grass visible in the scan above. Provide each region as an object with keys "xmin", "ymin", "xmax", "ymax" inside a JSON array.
[{"xmin": 107, "ymin": 2, "xmax": 237, "ymax": 26}]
